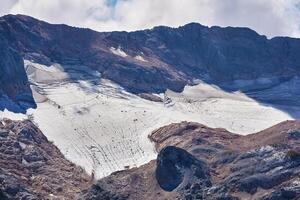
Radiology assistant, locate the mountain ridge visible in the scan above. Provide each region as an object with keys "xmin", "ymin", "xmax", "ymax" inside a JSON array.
[
  {"xmin": 1, "ymin": 14, "xmax": 300, "ymax": 111},
  {"xmin": 1, "ymin": 14, "xmax": 265, "ymax": 36}
]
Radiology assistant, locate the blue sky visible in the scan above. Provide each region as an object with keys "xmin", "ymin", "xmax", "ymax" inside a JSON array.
[
  {"xmin": 106, "ymin": 0, "xmax": 117, "ymax": 7},
  {"xmin": 1, "ymin": 0, "xmax": 300, "ymax": 38}
]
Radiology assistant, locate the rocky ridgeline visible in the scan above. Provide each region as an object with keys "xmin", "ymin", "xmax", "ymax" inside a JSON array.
[
  {"xmin": 0, "ymin": 119, "xmax": 90, "ymax": 199},
  {"xmin": 80, "ymin": 121, "xmax": 300, "ymax": 200},
  {"xmin": 1, "ymin": 14, "xmax": 300, "ymax": 110}
]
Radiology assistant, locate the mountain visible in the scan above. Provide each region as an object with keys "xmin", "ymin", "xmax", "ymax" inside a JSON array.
[
  {"xmin": 0, "ymin": 119, "xmax": 90, "ymax": 199},
  {"xmin": 1, "ymin": 14, "xmax": 300, "ymax": 200},
  {"xmin": 1, "ymin": 118, "xmax": 299, "ymax": 199},
  {"xmin": 1, "ymin": 14, "xmax": 300, "ymax": 113},
  {"xmin": 79, "ymin": 120, "xmax": 300, "ymax": 200}
]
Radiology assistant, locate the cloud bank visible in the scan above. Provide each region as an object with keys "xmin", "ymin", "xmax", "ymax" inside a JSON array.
[{"xmin": 1, "ymin": 0, "xmax": 300, "ymax": 38}]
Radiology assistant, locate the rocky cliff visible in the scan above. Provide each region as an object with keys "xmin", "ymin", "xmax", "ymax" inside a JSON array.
[{"xmin": 0, "ymin": 32, "xmax": 35, "ymax": 112}]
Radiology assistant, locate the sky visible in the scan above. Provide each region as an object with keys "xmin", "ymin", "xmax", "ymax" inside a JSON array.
[{"xmin": 1, "ymin": 0, "xmax": 300, "ymax": 38}]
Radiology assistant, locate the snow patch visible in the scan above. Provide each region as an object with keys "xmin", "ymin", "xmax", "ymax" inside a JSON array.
[
  {"xmin": 110, "ymin": 46, "xmax": 128, "ymax": 57},
  {"xmin": 135, "ymin": 55, "xmax": 147, "ymax": 62},
  {"xmin": 25, "ymin": 60, "xmax": 69, "ymax": 84}
]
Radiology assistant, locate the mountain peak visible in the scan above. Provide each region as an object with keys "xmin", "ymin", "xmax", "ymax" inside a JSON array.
[{"xmin": 1, "ymin": 14, "xmax": 41, "ymax": 24}]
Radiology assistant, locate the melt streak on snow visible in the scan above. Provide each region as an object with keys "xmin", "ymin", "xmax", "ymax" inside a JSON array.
[{"xmin": 20, "ymin": 60, "xmax": 296, "ymax": 178}]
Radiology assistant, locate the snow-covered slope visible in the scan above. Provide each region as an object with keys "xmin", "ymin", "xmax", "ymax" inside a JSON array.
[{"xmin": 1, "ymin": 60, "xmax": 297, "ymax": 178}]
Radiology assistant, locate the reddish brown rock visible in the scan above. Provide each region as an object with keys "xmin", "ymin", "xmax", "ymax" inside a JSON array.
[
  {"xmin": 80, "ymin": 120, "xmax": 300, "ymax": 200},
  {"xmin": 0, "ymin": 119, "xmax": 90, "ymax": 199}
]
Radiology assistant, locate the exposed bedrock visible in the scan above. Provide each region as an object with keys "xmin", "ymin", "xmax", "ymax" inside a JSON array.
[
  {"xmin": 80, "ymin": 120, "xmax": 300, "ymax": 200},
  {"xmin": 1, "ymin": 14, "xmax": 300, "ymax": 113},
  {"xmin": 0, "ymin": 119, "xmax": 90, "ymax": 199},
  {"xmin": 156, "ymin": 146, "xmax": 211, "ymax": 192}
]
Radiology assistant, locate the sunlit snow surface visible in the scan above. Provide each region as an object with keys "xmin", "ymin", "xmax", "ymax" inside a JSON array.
[
  {"xmin": 110, "ymin": 46, "xmax": 128, "ymax": 57},
  {"xmin": 5, "ymin": 60, "xmax": 296, "ymax": 178}
]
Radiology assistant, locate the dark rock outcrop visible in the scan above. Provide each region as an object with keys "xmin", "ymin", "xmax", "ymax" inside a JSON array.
[
  {"xmin": 0, "ymin": 34, "xmax": 35, "ymax": 113},
  {"xmin": 156, "ymin": 146, "xmax": 210, "ymax": 191}
]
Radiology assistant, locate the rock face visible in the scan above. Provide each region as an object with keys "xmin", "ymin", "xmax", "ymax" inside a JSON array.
[
  {"xmin": 0, "ymin": 119, "xmax": 90, "ymax": 199},
  {"xmin": 0, "ymin": 35, "xmax": 35, "ymax": 112},
  {"xmin": 156, "ymin": 146, "xmax": 210, "ymax": 192},
  {"xmin": 80, "ymin": 120, "xmax": 300, "ymax": 200},
  {"xmin": 1, "ymin": 14, "xmax": 300, "ymax": 111}
]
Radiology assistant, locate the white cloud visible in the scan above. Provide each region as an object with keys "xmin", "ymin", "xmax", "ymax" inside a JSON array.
[
  {"xmin": 0, "ymin": 0, "xmax": 18, "ymax": 15},
  {"xmin": 1, "ymin": 0, "xmax": 300, "ymax": 38}
]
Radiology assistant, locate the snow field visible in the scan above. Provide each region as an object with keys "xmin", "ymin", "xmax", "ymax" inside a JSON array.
[{"xmin": 1, "ymin": 60, "xmax": 298, "ymax": 178}]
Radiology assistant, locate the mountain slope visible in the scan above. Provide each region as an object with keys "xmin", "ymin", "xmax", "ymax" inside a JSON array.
[
  {"xmin": 0, "ymin": 119, "xmax": 90, "ymax": 199},
  {"xmin": 0, "ymin": 15, "xmax": 300, "ymax": 199},
  {"xmin": 80, "ymin": 120, "xmax": 300, "ymax": 200},
  {"xmin": 1, "ymin": 14, "xmax": 300, "ymax": 103},
  {"xmin": 0, "ymin": 34, "xmax": 35, "ymax": 113},
  {"xmin": 20, "ymin": 59, "xmax": 298, "ymax": 179},
  {"xmin": 1, "ymin": 14, "xmax": 300, "ymax": 179}
]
